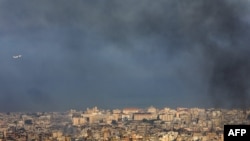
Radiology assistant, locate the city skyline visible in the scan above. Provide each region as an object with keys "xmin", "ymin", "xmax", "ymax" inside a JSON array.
[
  {"xmin": 2, "ymin": 105, "xmax": 248, "ymax": 140},
  {"xmin": 1, "ymin": 0, "xmax": 250, "ymax": 112}
]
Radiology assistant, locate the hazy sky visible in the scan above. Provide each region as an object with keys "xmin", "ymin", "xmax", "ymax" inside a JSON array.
[{"xmin": 1, "ymin": 0, "xmax": 250, "ymax": 112}]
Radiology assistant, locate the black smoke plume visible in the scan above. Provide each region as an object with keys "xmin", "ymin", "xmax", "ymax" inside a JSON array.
[
  {"xmin": 176, "ymin": 1, "xmax": 250, "ymax": 109},
  {"xmin": 0, "ymin": 0, "xmax": 250, "ymax": 111}
]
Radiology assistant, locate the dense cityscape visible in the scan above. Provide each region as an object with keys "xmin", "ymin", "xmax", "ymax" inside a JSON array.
[{"xmin": 0, "ymin": 106, "xmax": 249, "ymax": 141}]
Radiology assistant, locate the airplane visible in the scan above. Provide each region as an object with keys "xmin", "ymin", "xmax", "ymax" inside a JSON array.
[{"xmin": 12, "ymin": 55, "xmax": 22, "ymax": 59}]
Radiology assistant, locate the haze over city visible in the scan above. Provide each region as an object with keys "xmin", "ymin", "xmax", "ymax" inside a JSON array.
[{"xmin": 1, "ymin": 0, "xmax": 250, "ymax": 112}]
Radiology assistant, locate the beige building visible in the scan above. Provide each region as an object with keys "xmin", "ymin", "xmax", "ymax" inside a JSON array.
[
  {"xmin": 133, "ymin": 113, "xmax": 156, "ymax": 120},
  {"xmin": 147, "ymin": 106, "xmax": 158, "ymax": 113},
  {"xmin": 72, "ymin": 117, "xmax": 87, "ymax": 126},
  {"xmin": 159, "ymin": 114, "xmax": 174, "ymax": 122},
  {"xmin": 112, "ymin": 109, "xmax": 121, "ymax": 114},
  {"xmin": 159, "ymin": 131, "xmax": 178, "ymax": 141},
  {"xmin": 123, "ymin": 108, "xmax": 140, "ymax": 114}
]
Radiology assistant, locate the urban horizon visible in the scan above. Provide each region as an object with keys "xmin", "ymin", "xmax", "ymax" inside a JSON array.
[
  {"xmin": 2, "ymin": 105, "xmax": 250, "ymax": 113},
  {"xmin": 1, "ymin": 105, "xmax": 249, "ymax": 140}
]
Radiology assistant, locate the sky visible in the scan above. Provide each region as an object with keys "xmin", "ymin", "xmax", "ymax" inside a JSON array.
[{"xmin": 1, "ymin": 0, "xmax": 250, "ymax": 112}]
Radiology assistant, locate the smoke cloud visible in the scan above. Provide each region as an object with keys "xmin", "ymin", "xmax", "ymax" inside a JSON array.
[{"xmin": 0, "ymin": 0, "xmax": 250, "ymax": 111}]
